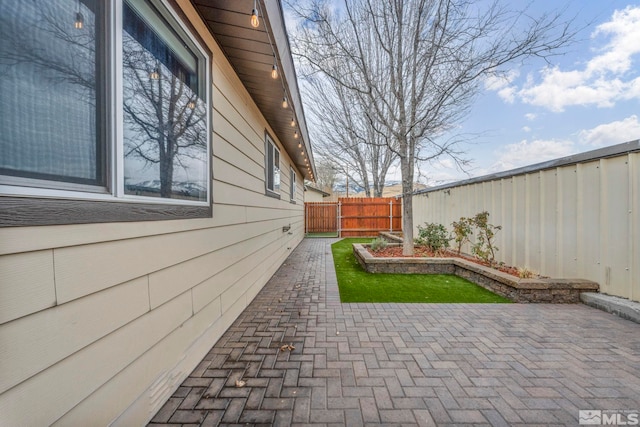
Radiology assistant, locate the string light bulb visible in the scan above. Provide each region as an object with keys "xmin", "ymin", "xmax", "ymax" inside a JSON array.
[
  {"xmin": 294, "ymin": 130, "xmax": 299, "ymax": 139},
  {"xmin": 282, "ymin": 96, "xmax": 288, "ymax": 109},
  {"xmin": 271, "ymin": 61, "xmax": 278, "ymax": 79},
  {"xmin": 250, "ymin": 0, "xmax": 259, "ymax": 28},
  {"xmin": 75, "ymin": 12, "xmax": 84, "ymax": 29},
  {"xmin": 290, "ymin": 117, "xmax": 295, "ymax": 127},
  {"xmin": 297, "ymin": 142, "xmax": 302, "ymax": 148}
]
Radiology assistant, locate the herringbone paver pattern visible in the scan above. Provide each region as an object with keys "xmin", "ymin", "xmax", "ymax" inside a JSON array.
[{"xmin": 149, "ymin": 238, "xmax": 640, "ymax": 426}]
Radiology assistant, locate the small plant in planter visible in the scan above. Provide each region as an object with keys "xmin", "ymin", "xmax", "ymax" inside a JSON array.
[
  {"xmin": 369, "ymin": 237, "xmax": 388, "ymax": 253},
  {"xmin": 415, "ymin": 222, "xmax": 450, "ymax": 255},
  {"xmin": 517, "ymin": 267, "xmax": 536, "ymax": 279},
  {"xmin": 470, "ymin": 211, "xmax": 501, "ymax": 266},
  {"xmin": 451, "ymin": 217, "xmax": 473, "ymax": 255}
]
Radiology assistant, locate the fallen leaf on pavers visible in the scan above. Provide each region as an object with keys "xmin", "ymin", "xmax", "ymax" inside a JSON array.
[
  {"xmin": 280, "ymin": 344, "xmax": 295, "ymax": 352},
  {"xmin": 235, "ymin": 379, "xmax": 246, "ymax": 388}
]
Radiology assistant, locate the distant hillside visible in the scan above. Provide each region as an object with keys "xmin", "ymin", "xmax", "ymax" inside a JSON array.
[{"xmin": 347, "ymin": 182, "xmax": 428, "ymax": 197}]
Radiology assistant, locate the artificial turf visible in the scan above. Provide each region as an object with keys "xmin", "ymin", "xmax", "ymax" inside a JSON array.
[{"xmin": 331, "ymin": 238, "xmax": 511, "ymax": 303}]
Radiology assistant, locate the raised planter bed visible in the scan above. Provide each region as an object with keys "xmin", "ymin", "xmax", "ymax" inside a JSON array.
[{"xmin": 353, "ymin": 243, "xmax": 599, "ymax": 303}]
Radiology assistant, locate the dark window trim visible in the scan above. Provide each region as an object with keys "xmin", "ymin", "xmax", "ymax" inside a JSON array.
[{"xmin": 0, "ymin": 197, "xmax": 212, "ymax": 227}]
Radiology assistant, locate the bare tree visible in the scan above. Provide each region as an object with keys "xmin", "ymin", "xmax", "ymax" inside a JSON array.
[
  {"xmin": 289, "ymin": 0, "xmax": 576, "ymax": 254},
  {"xmin": 302, "ymin": 69, "xmax": 397, "ymax": 197},
  {"xmin": 311, "ymin": 157, "xmax": 339, "ymax": 193}
]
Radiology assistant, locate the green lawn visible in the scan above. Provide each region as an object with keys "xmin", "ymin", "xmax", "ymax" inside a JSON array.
[
  {"xmin": 305, "ymin": 232, "xmax": 339, "ymax": 238},
  {"xmin": 331, "ymin": 238, "xmax": 511, "ymax": 303}
]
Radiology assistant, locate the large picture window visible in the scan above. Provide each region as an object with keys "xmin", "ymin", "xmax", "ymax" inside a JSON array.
[
  {"xmin": 0, "ymin": 0, "xmax": 211, "ymax": 225},
  {"xmin": 0, "ymin": 0, "xmax": 104, "ymax": 187},
  {"xmin": 122, "ymin": 0, "xmax": 208, "ymax": 202}
]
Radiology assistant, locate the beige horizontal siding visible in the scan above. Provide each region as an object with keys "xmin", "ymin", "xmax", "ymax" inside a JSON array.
[
  {"xmin": 0, "ymin": 1, "xmax": 306, "ymax": 425},
  {"xmin": 0, "ymin": 250, "xmax": 56, "ymax": 324},
  {"xmin": 215, "ymin": 135, "xmax": 264, "ymax": 179},
  {"xmin": 53, "ymin": 220, "xmax": 277, "ymax": 304},
  {"xmin": 0, "ymin": 291, "xmax": 192, "ymax": 427},
  {"xmin": 53, "ymin": 295, "xmax": 227, "ymax": 427},
  {"xmin": 149, "ymin": 228, "xmax": 277, "ymax": 309},
  {"xmin": 0, "ymin": 277, "xmax": 149, "ymax": 394},
  {"xmin": 213, "ymin": 156, "xmax": 265, "ymax": 194}
]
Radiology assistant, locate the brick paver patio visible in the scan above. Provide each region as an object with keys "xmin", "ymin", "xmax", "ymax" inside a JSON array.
[{"xmin": 149, "ymin": 238, "xmax": 640, "ymax": 426}]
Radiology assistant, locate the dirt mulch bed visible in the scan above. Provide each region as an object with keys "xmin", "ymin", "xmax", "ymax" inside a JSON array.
[{"xmin": 369, "ymin": 246, "xmax": 525, "ymax": 278}]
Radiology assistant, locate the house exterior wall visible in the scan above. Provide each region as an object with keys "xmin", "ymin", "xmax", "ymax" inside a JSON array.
[
  {"xmin": 304, "ymin": 188, "xmax": 327, "ymax": 202},
  {"xmin": 0, "ymin": 1, "xmax": 304, "ymax": 425},
  {"xmin": 413, "ymin": 145, "xmax": 640, "ymax": 303}
]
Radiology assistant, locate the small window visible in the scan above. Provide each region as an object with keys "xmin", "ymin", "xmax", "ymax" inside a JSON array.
[
  {"xmin": 290, "ymin": 166, "xmax": 296, "ymax": 202},
  {"xmin": 265, "ymin": 134, "xmax": 280, "ymax": 196}
]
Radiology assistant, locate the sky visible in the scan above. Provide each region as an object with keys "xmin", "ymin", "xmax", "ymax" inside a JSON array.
[
  {"xmin": 419, "ymin": 0, "xmax": 640, "ymax": 185},
  {"xmin": 285, "ymin": 1, "xmax": 640, "ymax": 186}
]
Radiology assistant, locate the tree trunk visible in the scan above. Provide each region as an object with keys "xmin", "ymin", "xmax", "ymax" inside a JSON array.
[
  {"xmin": 400, "ymin": 157, "xmax": 414, "ymax": 256},
  {"xmin": 160, "ymin": 154, "xmax": 173, "ymax": 198}
]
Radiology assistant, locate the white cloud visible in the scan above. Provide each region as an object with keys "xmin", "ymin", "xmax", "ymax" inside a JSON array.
[
  {"xmin": 431, "ymin": 158, "xmax": 455, "ymax": 170},
  {"xmin": 484, "ymin": 71, "xmax": 519, "ymax": 103},
  {"xmin": 524, "ymin": 113, "xmax": 537, "ymax": 121},
  {"xmin": 489, "ymin": 6, "xmax": 640, "ymax": 111},
  {"xmin": 578, "ymin": 115, "xmax": 640, "ymax": 146},
  {"xmin": 522, "ymin": 126, "xmax": 531, "ymax": 132},
  {"xmin": 488, "ymin": 139, "xmax": 575, "ymax": 172}
]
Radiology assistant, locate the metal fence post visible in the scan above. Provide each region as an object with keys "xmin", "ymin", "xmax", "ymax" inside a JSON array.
[
  {"xmin": 338, "ymin": 201, "xmax": 342, "ymax": 238},
  {"xmin": 389, "ymin": 200, "xmax": 393, "ymax": 232}
]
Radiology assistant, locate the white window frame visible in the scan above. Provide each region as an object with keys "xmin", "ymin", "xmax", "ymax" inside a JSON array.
[
  {"xmin": 265, "ymin": 133, "xmax": 281, "ymax": 197},
  {"xmin": 0, "ymin": 0, "xmax": 211, "ymax": 209},
  {"xmin": 290, "ymin": 166, "xmax": 296, "ymax": 202}
]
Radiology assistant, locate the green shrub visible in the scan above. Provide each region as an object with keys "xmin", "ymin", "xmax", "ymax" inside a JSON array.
[
  {"xmin": 369, "ymin": 237, "xmax": 388, "ymax": 252},
  {"xmin": 415, "ymin": 222, "xmax": 450, "ymax": 254},
  {"xmin": 470, "ymin": 211, "xmax": 501, "ymax": 266},
  {"xmin": 451, "ymin": 217, "xmax": 473, "ymax": 255}
]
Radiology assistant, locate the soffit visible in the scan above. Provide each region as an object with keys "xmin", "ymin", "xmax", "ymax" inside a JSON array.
[{"xmin": 191, "ymin": 0, "xmax": 315, "ymax": 180}]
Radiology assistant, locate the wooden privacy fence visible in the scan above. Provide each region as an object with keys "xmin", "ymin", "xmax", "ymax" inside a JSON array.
[
  {"xmin": 304, "ymin": 202, "xmax": 339, "ymax": 234},
  {"xmin": 305, "ymin": 197, "xmax": 402, "ymax": 237}
]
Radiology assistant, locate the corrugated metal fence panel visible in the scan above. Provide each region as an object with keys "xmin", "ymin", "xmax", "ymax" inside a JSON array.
[{"xmin": 413, "ymin": 151, "xmax": 639, "ymax": 302}]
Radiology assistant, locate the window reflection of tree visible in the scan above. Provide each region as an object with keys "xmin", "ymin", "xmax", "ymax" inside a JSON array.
[
  {"xmin": 122, "ymin": 3, "xmax": 207, "ymax": 201},
  {"xmin": 0, "ymin": 0, "xmax": 207, "ymax": 201},
  {"xmin": 0, "ymin": 0, "xmax": 100, "ymax": 183}
]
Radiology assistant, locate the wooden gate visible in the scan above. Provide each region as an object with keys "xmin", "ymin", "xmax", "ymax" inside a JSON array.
[
  {"xmin": 305, "ymin": 202, "xmax": 339, "ymax": 235},
  {"xmin": 304, "ymin": 197, "xmax": 402, "ymax": 237}
]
